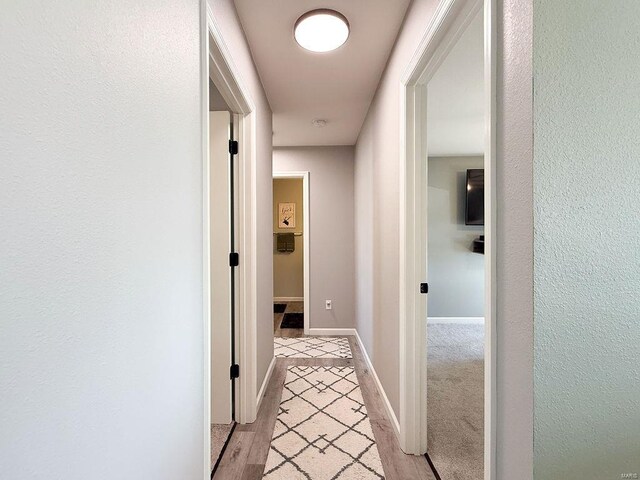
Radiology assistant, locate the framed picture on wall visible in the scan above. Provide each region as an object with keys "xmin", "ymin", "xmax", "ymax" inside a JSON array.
[{"xmin": 278, "ymin": 203, "xmax": 295, "ymax": 228}]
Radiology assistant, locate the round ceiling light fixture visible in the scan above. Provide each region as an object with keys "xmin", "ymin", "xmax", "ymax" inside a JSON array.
[{"xmin": 294, "ymin": 9, "xmax": 350, "ymax": 53}]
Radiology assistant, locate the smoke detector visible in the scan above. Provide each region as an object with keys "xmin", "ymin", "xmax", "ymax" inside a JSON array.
[{"xmin": 312, "ymin": 119, "xmax": 328, "ymax": 128}]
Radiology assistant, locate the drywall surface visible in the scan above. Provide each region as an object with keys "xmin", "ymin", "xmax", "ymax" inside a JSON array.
[
  {"xmin": 0, "ymin": 2, "xmax": 204, "ymax": 479},
  {"xmin": 273, "ymin": 179, "xmax": 304, "ymax": 299},
  {"xmin": 533, "ymin": 1, "xmax": 640, "ymax": 479},
  {"xmin": 427, "ymin": 157, "xmax": 484, "ymax": 318},
  {"xmin": 354, "ymin": 0, "xmax": 440, "ymax": 418},
  {"xmin": 273, "ymin": 147, "xmax": 355, "ymax": 330},
  {"xmin": 496, "ymin": 0, "xmax": 534, "ymax": 477},
  {"xmin": 354, "ymin": 133, "xmax": 375, "ymax": 353},
  {"xmin": 355, "ymin": 0, "xmax": 536, "ymax": 473},
  {"xmin": 209, "ymin": 0, "xmax": 274, "ymax": 393}
]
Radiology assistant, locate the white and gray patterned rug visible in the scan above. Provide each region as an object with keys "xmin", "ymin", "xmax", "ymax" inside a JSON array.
[
  {"xmin": 263, "ymin": 366, "xmax": 384, "ymax": 479},
  {"xmin": 274, "ymin": 337, "xmax": 352, "ymax": 359}
]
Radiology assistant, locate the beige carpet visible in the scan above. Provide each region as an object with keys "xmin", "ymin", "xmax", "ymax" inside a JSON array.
[
  {"xmin": 211, "ymin": 423, "xmax": 233, "ymax": 468},
  {"xmin": 263, "ymin": 366, "xmax": 384, "ymax": 479},
  {"xmin": 427, "ymin": 323, "xmax": 484, "ymax": 480}
]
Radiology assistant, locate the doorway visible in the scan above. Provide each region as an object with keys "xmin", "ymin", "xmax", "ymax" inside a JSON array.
[
  {"xmin": 272, "ymin": 172, "xmax": 310, "ymax": 338},
  {"xmin": 205, "ymin": 12, "xmax": 260, "ymax": 478},
  {"xmin": 423, "ymin": 9, "xmax": 485, "ymax": 479},
  {"xmin": 399, "ymin": 0, "xmax": 496, "ymax": 478},
  {"xmin": 208, "ymin": 82, "xmax": 237, "ymax": 473},
  {"xmin": 272, "ymin": 177, "xmax": 304, "ymax": 337}
]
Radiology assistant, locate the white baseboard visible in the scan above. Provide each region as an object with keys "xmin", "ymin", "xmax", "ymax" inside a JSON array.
[
  {"xmin": 427, "ymin": 317, "xmax": 485, "ymax": 325},
  {"xmin": 354, "ymin": 330, "xmax": 401, "ymax": 440},
  {"xmin": 274, "ymin": 297, "xmax": 303, "ymax": 302},
  {"xmin": 308, "ymin": 328, "xmax": 356, "ymax": 336},
  {"xmin": 256, "ymin": 356, "xmax": 276, "ymax": 413}
]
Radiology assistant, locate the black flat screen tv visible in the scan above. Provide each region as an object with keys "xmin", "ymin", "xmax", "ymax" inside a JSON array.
[{"xmin": 465, "ymin": 169, "xmax": 484, "ymax": 226}]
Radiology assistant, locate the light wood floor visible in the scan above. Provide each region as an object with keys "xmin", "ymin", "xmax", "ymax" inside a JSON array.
[{"xmin": 213, "ymin": 336, "xmax": 436, "ymax": 480}]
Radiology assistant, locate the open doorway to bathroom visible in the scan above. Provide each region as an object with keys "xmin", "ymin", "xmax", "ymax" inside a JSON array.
[
  {"xmin": 273, "ymin": 172, "xmax": 309, "ymax": 346},
  {"xmin": 272, "ymin": 172, "xmax": 310, "ymax": 340},
  {"xmin": 273, "ymin": 176, "xmax": 304, "ymax": 337}
]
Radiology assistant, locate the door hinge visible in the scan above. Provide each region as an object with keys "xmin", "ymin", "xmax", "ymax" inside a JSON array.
[
  {"xmin": 230, "ymin": 364, "xmax": 240, "ymax": 379},
  {"xmin": 420, "ymin": 283, "xmax": 429, "ymax": 294},
  {"xmin": 229, "ymin": 140, "xmax": 239, "ymax": 156},
  {"xmin": 229, "ymin": 252, "xmax": 239, "ymax": 267}
]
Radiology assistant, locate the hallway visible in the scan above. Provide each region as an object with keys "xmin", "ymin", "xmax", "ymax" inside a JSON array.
[
  {"xmin": 5, "ymin": 1, "xmax": 640, "ymax": 479},
  {"xmin": 213, "ymin": 337, "xmax": 436, "ymax": 480}
]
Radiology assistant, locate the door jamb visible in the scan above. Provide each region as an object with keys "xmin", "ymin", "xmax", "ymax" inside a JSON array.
[
  {"xmin": 399, "ymin": 1, "xmax": 496, "ymax": 480},
  {"xmin": 272, "ymin": 171, "xmax": 311, "ymax": 335},
  {"xmin": 204, "ymin": 3, "xmax": 259, "ymax": 476}
]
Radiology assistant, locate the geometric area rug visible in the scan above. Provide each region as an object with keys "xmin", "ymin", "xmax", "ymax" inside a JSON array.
[
  {"xmin": 263, "ymin": 366, "xmax": 384, "ymax": 479},
  {"xmin": 274, "ymin": 337, "xmax": 352, "ymax": 359}
]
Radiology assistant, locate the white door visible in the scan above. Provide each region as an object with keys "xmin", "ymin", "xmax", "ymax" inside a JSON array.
[{"xmin": 210, "ymin": 111, "xmax": 233, "ymax": 425}]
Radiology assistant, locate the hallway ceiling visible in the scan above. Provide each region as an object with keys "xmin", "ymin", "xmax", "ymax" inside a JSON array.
[{"xmin": 233, "ymin": 0, "xmax": 411, "ymax": 146}]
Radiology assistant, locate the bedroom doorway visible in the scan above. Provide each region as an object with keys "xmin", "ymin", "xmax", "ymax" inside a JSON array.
[
  {"xmin": 399, "ymin": 0, "xmax": 496, "ymax": 478},
  {"xmin": 422, "ymin": 8, "xmax": 486, "ymax": 479}
]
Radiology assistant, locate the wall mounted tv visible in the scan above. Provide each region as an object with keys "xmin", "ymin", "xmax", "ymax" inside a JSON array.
[{"xmin": 465, "ymin": 169, "xmax": 484, "ymax": 226}]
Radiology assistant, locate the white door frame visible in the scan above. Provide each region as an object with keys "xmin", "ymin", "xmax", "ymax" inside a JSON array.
[
  {"xmin": 272, "ymin": 171, "xmax": 311, "ymax": 335},
  {"xmin": 203, "ymin": 3, "xmax": 259, "ymax": 476},
  {"xmin": 399, "ymin": 1, "xmax": 496, "ymax": 480}
]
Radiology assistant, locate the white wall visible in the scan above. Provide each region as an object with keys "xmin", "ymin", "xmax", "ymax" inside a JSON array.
[
  {"xmin": 496, "ymin": 0, "xmax": 534, "ymax": 477},
  {"xmin": 208, "ymin": 0, "xmax": 274, "ymax": 393},
  {"xmin": 427, "ymin": 157, "xmax": 484, "ymax": 318},
  {"xmin": 273, "ymin": 147, "xmax": 355, "ymax": 330},
  {"xmin": 355, "ymin": 0, "xmax": 535, "ymax": 476},
  {"xmin": 0, "ymin": 2, "xmax": 204, "ymax": 479},
  {"xmin": 533, "ymin": 1, "xmax": 640, "ymax": 478},
  {"xmin": 354, "ymin": 0, "xmax": 441, "ymax": 420}
]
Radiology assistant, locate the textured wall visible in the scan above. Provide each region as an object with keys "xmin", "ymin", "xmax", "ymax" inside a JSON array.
[
  {"xmin": 427, "ymin": 157, "xmax": 484, "ymax": 318},
  {"xmin": 356, "ymin": 0, "xmax": 536, "ymax": 472},
  {"xmin": 354, "ymin": 0, "xmax": 440, "ymax": 418},
  {"xmin": 496, "ymin": 0, "xmax": 535, "ymax": 477},
  {"xmin": 273, "ymin": 179, "xmax": 304, "ymax": 299},
  {"xmin": 273, "ymin": 147, "xmax": 355, "ymax": 330},
  {"xmin": 0, "ymin": 2, "xmax": 204, "ymax": 478},
  {"xmin": 533, "ymin": 1, "xmax": 640, "ymax": 479}
]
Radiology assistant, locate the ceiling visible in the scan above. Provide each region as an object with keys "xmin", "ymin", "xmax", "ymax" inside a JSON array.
[
  {"xmin": 233, "ymin": 0, "xmax": 411, "ymax": 146},
  {"xmin": 427, "ymin": 11, "xmax": 484, "ymax": 156}
]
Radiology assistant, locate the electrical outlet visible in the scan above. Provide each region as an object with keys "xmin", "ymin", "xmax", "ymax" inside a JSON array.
[{"xmin": 325, "ymin": 300, "xmax": 332, "ymax": 310}]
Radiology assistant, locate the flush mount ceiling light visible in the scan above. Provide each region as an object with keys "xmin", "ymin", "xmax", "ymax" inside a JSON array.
[{"xmin": 294, "ymin": 9, "xmax": 350, "ymax": 53}]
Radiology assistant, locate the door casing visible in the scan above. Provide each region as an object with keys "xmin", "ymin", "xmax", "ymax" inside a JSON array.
[
  {"xmin": 203, "ymin": 3, "xmax": 259, "ymax": 476},
  {"xmin": 399, "ymin": 1, "xmax": 497, "ymax": 480}
]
